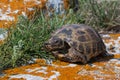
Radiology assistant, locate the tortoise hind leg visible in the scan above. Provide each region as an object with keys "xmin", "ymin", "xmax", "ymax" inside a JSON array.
[
  {"xmin": 95, "ymin": 51, "xmax": 114, "ymax": 61},
  {"xmin": 99, "ymin": 51, "xmax": 113, "ymax": 57}
]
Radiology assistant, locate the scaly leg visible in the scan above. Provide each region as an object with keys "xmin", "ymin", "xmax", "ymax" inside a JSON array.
[{"xmin": 52, "ymin": 48, "xmax": 87, "ymax": 64}]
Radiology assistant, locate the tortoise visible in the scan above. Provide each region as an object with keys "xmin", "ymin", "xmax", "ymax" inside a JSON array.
[{"xmin": 44, "ymin": 24, "xmax": 107, "ymax": 64}]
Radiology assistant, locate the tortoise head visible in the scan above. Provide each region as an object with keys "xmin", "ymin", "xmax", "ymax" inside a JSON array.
[{"xmin": 44, "ymin": 37, "xmax": 66, "ymax": 51}]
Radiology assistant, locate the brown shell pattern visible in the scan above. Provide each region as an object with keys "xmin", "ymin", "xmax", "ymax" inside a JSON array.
[{"xmin": 52, "ymin": 24, "xmax": 106, "ymax": 59}]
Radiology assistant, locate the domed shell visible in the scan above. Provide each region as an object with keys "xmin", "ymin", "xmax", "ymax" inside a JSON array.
[{"xmin": 52, "ymin": 24, "xmax": 107, "ymax": 61}]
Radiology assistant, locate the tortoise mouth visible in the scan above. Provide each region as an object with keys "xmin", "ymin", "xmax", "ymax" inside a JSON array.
[{"xmin": 44, "ymin": 42, "xmax": 54, "ymax": 51}]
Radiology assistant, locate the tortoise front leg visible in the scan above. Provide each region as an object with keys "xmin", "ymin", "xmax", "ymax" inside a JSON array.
[
  {"xmin": 52, "ymin": 48, "xmax": 87, "ymax": 64},
  {"xmin": 52, "ymin": 51, "xmax": 74, "ymax": 62}
]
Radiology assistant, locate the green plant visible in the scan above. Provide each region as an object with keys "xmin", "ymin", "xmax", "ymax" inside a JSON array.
[
  {"xmin": 77, "ymin": 0, "xmax": 120, "ymax": 29},
  {"xmin": 89, "ymin": 0, "xmax": 120, "ymax": 28},
  {"xmin": 0, "ymin": 11, "xmax": 76, "ymax": 70}
]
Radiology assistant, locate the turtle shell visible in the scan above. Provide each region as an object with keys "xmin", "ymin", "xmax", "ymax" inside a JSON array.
[{"xmin": 45, "ymin": 24, "xmax": 107, "ymax": 63}]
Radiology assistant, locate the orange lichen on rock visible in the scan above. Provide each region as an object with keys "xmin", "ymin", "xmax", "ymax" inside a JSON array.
[
  {"xmin": 109, "ymin": 33, "xmax": 120, "ymax": 40},
  {"xmin": 35, "ymin": 59, "xmax": 47, "ymax": 65},
  {"xmin": 9, "ymin": 78, "xmax": 26, "ymax": 80},
  {"xmin": 57, "ymin": 66, "xmax": 81, "ymax": 80},
  {"xmin": 0, "ymin": 0, "xmax": 78, "ymax": 28},
  {"xmin": 0, "ymin": 76, "xmax": 10, "ymax": 80},
  {"xmin": 53, "ymin": 60, "xmax": 69, "ymax": 66},
  {"xmin": 63, "ymin": 0, "xmax": 69, "ymax": 10},
  {"xmin": 9, "ymin": 0, "xmax": 25, "ymax": 11},
  {"xmin": 0, "ymin": 0, "xmax": 47, "ymax": 28},
  {"xmin": 0, "ymin": 58, "xmax": 120, "ymax": 80},
  {"xmin": 114, "ymin": 54, "xmax": 120, "ymax": 58}
]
